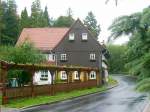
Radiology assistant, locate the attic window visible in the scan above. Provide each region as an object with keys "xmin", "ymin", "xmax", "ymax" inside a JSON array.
[
  {"xmin": 82, "ymin": 33, "xmax": 88, "ymax": 41},
  {"xmin": 69, "ymin": 33, "xmax": 74, "ymax": 41}
]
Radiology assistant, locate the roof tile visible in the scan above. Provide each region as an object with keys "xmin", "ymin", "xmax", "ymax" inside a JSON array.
[{"xmin": 16, "ymin": 28, "xmax": 69, "ymax": 51}]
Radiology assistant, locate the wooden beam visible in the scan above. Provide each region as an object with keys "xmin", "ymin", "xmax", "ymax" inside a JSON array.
[
  {"xmin": 0, "ymin": 60, "xmax": 99, "ymax": 72},
  {"xmin": 1, "ymin": 65, "xmax": 8, "ymax": 105},
  {"xmin": 96, "ymin": 70, "xmax": 101, "ymax": 86},
  {"xmin": 31, "ymin": 69, "xmax": 35, "ymax": 97}
]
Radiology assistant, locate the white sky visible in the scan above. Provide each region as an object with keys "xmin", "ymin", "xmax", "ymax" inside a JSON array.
[{"xmin": 15, "ymin": 0, "xmax": 150, "ymax": 45}]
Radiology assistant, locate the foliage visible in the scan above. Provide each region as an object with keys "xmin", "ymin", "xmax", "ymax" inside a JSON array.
[
  {"xmin": 0, "ymin": 42, "xmax": 46, "ymax": 86},
  {"xmin": 107, "ymin": 44, "xmax": 127, "ymax": 74},
  {"xmin": 1, "ymin": 0, "xmax": 19, "ymax": 45},
  {"xmin": 1, "ymin": 42, "xmax": 45, "ymax": 64},
  {"xmin": 84, "ymin": 11, "xmax": 101, "ymax": 40},
  {"xmin": 108, "ymin": 76, "xmax": 118, "ymax": 85},
  {"xmin": 54, "ymin": 16, "xmax": 74, "ymax": 27},
  {"xmin": 43, "ymin": 6, "xmax": 51, "ymax": 26},
  {"xmin": 108, "ymin": 6, "xmax": 150, "ymax": 92},
  {"xmin": 19, "ymin": 7, "xmax": 30, "ymax": 32},
  {"xmin": 136, "ymin": 78, "xmax": 150, "ymax": 92},
  {"xmin": 53, "ymin": 8, "xmax": 74, "ymax": 27},
  {"xmin": 31, "ymin": 0, "xmax": 46, "ymax": 27},
  {"xmin": 0, "ymin": 1, "xmax": 5, "ymax": 44}
]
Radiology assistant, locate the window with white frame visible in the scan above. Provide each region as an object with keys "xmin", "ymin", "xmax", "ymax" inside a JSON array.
[
  {"xmin": 60, "ymin": 54, "xmax": 67, "ymax": 61},
  {"xmin": 69, "ymin": 33, "xmax": 75, "ymax": 41},
  {"xmin": 74, "ymin": 71, "xmax": 79, "ymax": 80},
  {"xmin": 90, "ymin": 53, "xmax": 96, "ymax": 60},
  {"xmin": 40, "ymin": 70, "xmax": 48, "ymax": 81},
  {"xmin": 48, "ymin": 54, "xmax": 55, "ymax": 61},
  {"xmin": 60, "ymin": 71, "xmax": 67, "ymax": 80},
  {"xmin": 45, "ymin": 54, "xmax": 55, "ymax": 61},
  {"xmin": 90, "ymin": 71, "xmax": 96, "ymax": 79},
  {"xmin": 82, "ymin": 33, "xmax": 88, "ymax": 40}
]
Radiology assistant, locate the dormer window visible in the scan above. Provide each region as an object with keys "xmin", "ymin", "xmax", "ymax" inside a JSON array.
[
  {"xmin": 69, "ymin": 33, "xmax": 74, "ymax": 41},
  {"xmin": 82, "ymin": 33, "xmax": 88, "ymax": 41}
]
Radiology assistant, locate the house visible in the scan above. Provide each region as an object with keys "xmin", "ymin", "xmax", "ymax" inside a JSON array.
[{"xmin": 16, "ymin": 19, "xmax": 109, "ymax": 85}]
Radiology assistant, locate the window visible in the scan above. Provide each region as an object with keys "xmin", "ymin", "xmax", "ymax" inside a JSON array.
[
  {"xmin": 45, "ymin": 54, "xmax": 55, "ymax": 61},
  {"xmin": 49, "ymin": 54, "xmax": 55, "ymax": 61},
  {"xmin": 69, "ymin": 33, "xmax": 75, "ymax": 41},
  {"xmin": 61, "ymin": 54, "xmax": 67, "ymax": 61},
  {"xmin": 90, "ymin": 71, "xmax": 96, "ymax": 79},
  {"xmin": 82, "ymin": 33, "xmax": 88, "ymax": 40},
  {"xmin": 90, "ymin": 53, "xmax": 96, "ymax": 60},
  {"xmin": 61, "ymin": 71, "xmax": 67, "ymax": 80},
  {"xmin": 74, "ymin": 71, "xmax": 79, "ymax": 80},
  {"xmin": 40, "ymin": 70, "xmax": 48, "ymax": 81}
]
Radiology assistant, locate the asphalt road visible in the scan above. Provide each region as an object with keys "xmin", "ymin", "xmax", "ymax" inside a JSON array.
[{"xmin": 21, "ymin": 76, "xmax": 148, "ymax": 112}]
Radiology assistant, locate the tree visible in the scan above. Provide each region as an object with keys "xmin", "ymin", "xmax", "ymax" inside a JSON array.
[
  {"xmin": 84, "ymin": 11, "xmax": 101, "ymax": 40},
  {"xmin": 30, "ymin": 0, "xmax": 50, "ymax": 27},
  {"xmin": 31, "ymin": 0, "xmax": 42, "ymax": 27},
  {"xmin": 0, "ymin": 0, "xmax": 4, "ymax": 44},
  {"xmin": 1, "ymin": 0, "xmax": 19, "ymax": 45},
  {"xmin": 54, "ymin": 16, "xmax": 74, "ymax": 27},
  {"xmin": 53, "ymin": 8, "xmax": 75, "ymax": 27},
  {"xmin": 43, "ymin": 6, "xmax": 50, "ymax": 26},
  {"xmin": 66, "ymin": 7, "xmax": 73, "ymax": 17},
  {"xmin": 19, "ymin": 7, "xmax": 30, "ymax": 31},
  {"xmin": 107, "ymin": 45, "xmax": 127, "ymax": 74},
  {"xmin": 0, "ymin": 42, "xmax": 46, "ymax": 86},
  {"xmin": 108, "ymin": 6, "xmax": 150, "ymax": 92}
]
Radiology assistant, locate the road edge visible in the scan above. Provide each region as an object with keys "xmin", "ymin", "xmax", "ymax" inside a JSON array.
[
  {"xmin": 143, "ymin": 102, "xmax": 150, "ymax": 112},
  {"xmin": 20, "ymin": 83, "xmax": 119, "ymax": 111}
]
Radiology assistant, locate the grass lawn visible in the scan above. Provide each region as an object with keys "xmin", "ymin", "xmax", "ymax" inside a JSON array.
[{"xmin": 3, "ymin": 76, "xmax": 118, "ymax": 108}]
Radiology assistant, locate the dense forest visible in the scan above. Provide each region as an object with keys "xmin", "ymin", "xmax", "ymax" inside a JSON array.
[
  {"xmin": 108, "ymin": 6, "xmax": 150, "ymax": 92},
  {"xmin": 107, "ymin": 45, "xmax": 127, "ymax": 74},
  {"xmin": 0, "ymin": 0, "xmax": 100, "ymax": 46}
]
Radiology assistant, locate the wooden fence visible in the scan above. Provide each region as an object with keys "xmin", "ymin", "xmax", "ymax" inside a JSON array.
[
  {"xmin": 0, "ymin": 60, "xmax": 101, "ymax": 104},
  {"xmin": 5, "ymin": 80, "xmax": 97, "ymax": 99}
]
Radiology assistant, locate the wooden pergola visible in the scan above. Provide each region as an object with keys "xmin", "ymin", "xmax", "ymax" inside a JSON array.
[{"xmin": 0, "ymin": 60, "xmax": 101, "ymax": 104}]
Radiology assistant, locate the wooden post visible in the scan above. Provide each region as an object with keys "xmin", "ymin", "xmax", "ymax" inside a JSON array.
[
  {"xmin": 78, "ymin": 70, "xmax": 81, "ymax": 82},
  {"xmin": 55, "ymin": 70, "xmax": 58, "ymax": 83},
  {"xmin": 87, "ymin": 71, "xmax": 91, "ymax": 81},
  {"xmin": 66, "ymin": 70, "xmax": 70, "ymax": 84},
  {"xmin": 83, "ymin": 71, "xmax": 87, "ymax": 82},
  {"xmin": 51, "ymin": 71, "xmax": 55, "ymax": 85},
  {"xmin": 31, "ymin": 69, "xmax": 35, "ymax": 97},
  {"xmin": 1, "ymin": 65, "xmax": 8, "ymax": 105},
  {"xmin": 69, "ymin": 71, "xmax": 73, "ymax": 83},
  {"xmin": 50, "ymin": 70, "xmax": 55, "ymax": 95},
  {"xmin": 96, "ymin": 70, "xmax": 101, "ymax": 86}
]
